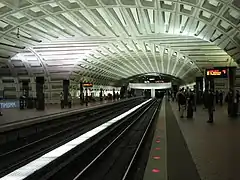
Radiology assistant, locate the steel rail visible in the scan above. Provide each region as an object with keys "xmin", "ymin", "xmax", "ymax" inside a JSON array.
[
  {"xmin": 0, "ymin": 100, "xmax": 142, "ymax": 177},
  {"xmin": 122, "ymin": 101, "xmax": 160, "ymax": 180},
  {"xmin": 72, "ymin": 100, "xmax": 157, "ymax": 180}
]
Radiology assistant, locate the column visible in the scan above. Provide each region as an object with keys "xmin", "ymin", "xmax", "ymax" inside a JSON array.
[
  {"xmin": 80, "ymin": 82, "xmax": 84, "ymax": 104},
  {"xmin": 85, "ymin": 88, "xmax": 88, "ymax": 104},
  {"xmin": 229, "ymin": 67, "xmax": 236, "ymax": 116},
  {"xmin": 204, "ymin": 78, "xmax": 209, "ymax": 91},
  {"xmin": 229, "ymin": 67, "xmax": 236, "ymax": 92},
  {"xmin": 63, "ymin": 80, "xmax": 69, "ymax": 106},
  {"xmin": 22, "ymin": 80, "xmax": 29, "ymax": 97},
  {"xmin": 22, "ymin": 80, "xmax": 32, "ymax": 108},
  {"xmin": 151, "ymin": 89, "xmax": 155, "ymax": 98},
  {"xmin": 209, "ymin": 77, "xmax": 215, "ymax": 91},
  {"xmin": 35, "ymin": 77, "xmax": 45, "ymax": 110}
]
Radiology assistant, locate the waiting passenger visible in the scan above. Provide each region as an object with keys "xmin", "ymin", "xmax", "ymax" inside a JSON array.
[
  {"xmin": 187, "ymin": 91, "xmax": 194, "ymax": 118},
  {"xmin": 236, "ymin": 90, "xmax": 240, "ymax": 114},
  {"xmin": 116, "ymin": 92, "xmax": 119, "ymax": 100},
  {"xmin": 85, "ymin": 96, "xmax": 88, "ymax": 106},
  {"xmin": 206, "ymin": 89, "xmax": 215, "ymax": 123},
  {"xmin": 60, "ymin": 92, "xmax": 64, "ymax": 109},
  {"xmin": 113, "ymin": 91, "xmax": 116, "ymax": 101},
  {"xmin": 227, "ymin": 90, "xmax": 234, "ymax": 116},
  {"xmin": 215, "ymin": 90, "xmax": 219, "ymax": 104},
  {"xmin": 176, "ymin": 89, "xmax": 181, "ymax": 111},
  {"xmin": 0, "ymin": 106, "xmax": 2, "ymax": 116},
  {"xmin": 203, "ymin": 90, "xmax": 208, "ymax": 109},
  {"xmin": 178, "ymin": 89, "xmax": 186, "ymax": 118},
  {"xmin": 219, "ymin": 90, "xmax": 223, "ymax": 106}
]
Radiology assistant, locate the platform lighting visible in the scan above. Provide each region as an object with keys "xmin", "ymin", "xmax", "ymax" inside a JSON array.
[
  {"xmin": 146, "ymin": 44, "xmax": 151, "ymax": 51},
  {"xmin": 164, "ymin": 49, "xmax": 168, "ymax": 53},
  {"xmin": 173, "ymin": 52, "xmax": 177, "ymax": 56},
  {"xmin": 182, "ymin": 56, "xmax": 185, "ymax": 59},
  {"xmin": 190, "ymin": 61, "xmax": 193, "ymax": 64},
  {"xmin": 155, "ymin": 46, "xmax": 159, "ymax": 52}
]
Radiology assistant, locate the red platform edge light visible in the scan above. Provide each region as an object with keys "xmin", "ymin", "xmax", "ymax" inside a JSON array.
[
  {"xmin": 156, "ymin": 140, "xmax": 161, "ymax": 143},
  {"xmin": 155, "ymin": 147, "xmax": 161, "ymax": 150},
  {"xmin": 152, "ymin": 168, "xmax": 160, "ymax": 173},
  {"xmin": 153, "ymin": 156, "xmax": 161, "ymax": 160}
]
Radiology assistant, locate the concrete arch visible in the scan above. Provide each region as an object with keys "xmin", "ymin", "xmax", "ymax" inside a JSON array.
[
  {"xmin": 70, "ymin": 39, "xmax": 210, "ymax": 84},
  {"xmin": 0, "ymin": 0, "xmax": 239, "ymax": 86}
]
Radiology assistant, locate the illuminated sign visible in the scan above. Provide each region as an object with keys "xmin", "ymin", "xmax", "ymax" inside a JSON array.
[
  {"xmin": 206, "ymin": 68, "xmax": 227, "ymax": 78},
  {"xmin": 83, "ymin": 83, "xmax": 93, "ymax": 87},
  {"xmin": 155, "ymin": 80, "xmax": 164, "ymax": 83},
  {"xmin": 0, "ymin": 101, "xmax": 19, "ymax": 109}
]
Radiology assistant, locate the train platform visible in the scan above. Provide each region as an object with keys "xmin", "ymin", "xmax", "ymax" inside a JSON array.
[
  {"xmin": 169, "ymin": 101, "xmax": 240, "ymax": 180},
  {"xmin": 0, "ymin": 100, "xmax": 121, "ymax": 132}
]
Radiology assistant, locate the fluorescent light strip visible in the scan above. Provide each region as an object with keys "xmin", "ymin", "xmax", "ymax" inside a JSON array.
[
  {"xmin": 96, "ymin": 8, "xmax": 112, "ymax": 27},
  {"xmin": 130, "ymin": 8, "xmax": 139, "ymax": 24},
  {"xmin": 147, "ymin": 9, "xmax": 154, "ymax": 24},
  {"xmin": 0, "ymin": 99, "xmax": 152, "ymax": 180},
  {"xmin": 62, "ymin": 13, "xmax": 81, "ymax": 28},
  {"xmin": 79, "ymin": 10, "xmax": 97, "ymax": 27},
  {"xmin": 113, "ymin": 8, "xmax": 126, "ymax": 26}
]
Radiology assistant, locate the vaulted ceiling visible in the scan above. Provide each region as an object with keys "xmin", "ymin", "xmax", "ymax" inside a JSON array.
[{"xmin": 0, "ymin": 0, "xmax": 239, "ymax": 85}]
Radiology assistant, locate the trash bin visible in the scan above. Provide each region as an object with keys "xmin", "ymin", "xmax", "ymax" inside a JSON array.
[{"xmin": 27, "ymin": 98, "xmax": 34, "ymax": 109}]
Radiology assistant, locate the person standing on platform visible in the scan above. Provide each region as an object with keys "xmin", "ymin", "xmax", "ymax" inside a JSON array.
[
  {"xmin": 0, "ymin": 106, "xmax": 2, "ymax": 116},
  {"xmin": 207, "ymin": 89, "xmax": 215, "ymax": 123},
  {"xmin": 176, "ymin": 89, "xmax": 181, "ymax": 111},
  {"xmin": 60, "ymin": 92, "xmax": 64, "ymax": 109},
  {"xmin": 68, "ymin": 93, "xmax": 72, "ymax": 108},
  {"xmin": 187, "ymin": 91, "xmax": 194, "ymax": 118},
  {"xmin": 85, "ymin": 96, "xmax": 88, "ymax": 106},
  {"xmin": 174, "ymin": 91, "xmax": 177, "ymax": 102},
  {"xmin": 227, "ymin": 90, "xmax": 234, "ymax": 116},
  {"xmin": 203, "ymin": 90, "xmax": 208, "ymax": 109},
  {"xmin": 215, "ymin": 90, "xmax": 219, "ymax": 104},
  {"xmin": 193, "ymin": 90, "xmax": 197, "ymax": 112},
  {"xmin": 113, "ymin": 91, "xmax": 116, "ymax": 101},
  {"xmin": 219, "ymin": 90, "xmax": 223, "ymax": 106},
  {"xmin": 178, "ymin": 89, "xmax": 186, "ymax": 118},
  {"xmin": 236, "ymin": 90, "xmax": 240, "ymax": 114},
  {"xmin": 116, "ymin": 92, "xmax": 119, "ymax": 100}
]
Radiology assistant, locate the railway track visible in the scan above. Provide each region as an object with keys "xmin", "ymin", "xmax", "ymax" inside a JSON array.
[
  {"xmin": 0, "ymin": 98, "xmax": 144, "ymax": 178},
  {"xmin": 24, "ymin": 98, "xmax": 160, "ymax": 180},
  {"xmin": 72, "ymin": 100, "xmax": 160, "ymax": 180}
]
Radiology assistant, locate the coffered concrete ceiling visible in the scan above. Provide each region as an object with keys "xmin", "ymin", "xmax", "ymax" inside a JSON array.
[{"xmin": 0, "ymin": 0, "xmax": 239, "ymax": 85}]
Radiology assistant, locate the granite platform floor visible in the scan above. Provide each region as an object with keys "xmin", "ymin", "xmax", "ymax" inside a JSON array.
[
  {"xmin": 0, "ymin": 100, "xmax": 111, "ymax": 126},
  {"xmin": 170, "ymin": 101, "xmax": 240, "ymax": 180}
]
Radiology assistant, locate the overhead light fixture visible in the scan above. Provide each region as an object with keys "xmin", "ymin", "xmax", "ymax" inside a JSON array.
[
  {"xmin": 190, "ymin": 61, "xmax": 193, "ymax": 64},
  {"xmin": 155, "ymin": 46, "xmax": 159, "ymax": 52},
  {"xmin": 182, "ymin": 56, "xmax": 186, "ymax": 59},
  {"xmin": 173, "ymin": 52, "xmax": 177, "ymax": 56},
  {"xmin": 165, "ymin": 49, "xmax": 168, "ymax": 53},
  {"xmin": 146, "ymin": 44, "xmax": 151, "ymax": 51}
]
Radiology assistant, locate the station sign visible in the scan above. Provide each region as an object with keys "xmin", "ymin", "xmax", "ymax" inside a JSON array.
[
  {"xmin": 83, "ymin": 83, "xmax": 93, "ymax": 87},
  {"xmin": 155, "ymin": 80, "xmax": 164, "ymax": 83},
  {"xmin": 206, "ymin": 68, "xmax": 228, "ymax": 78}
]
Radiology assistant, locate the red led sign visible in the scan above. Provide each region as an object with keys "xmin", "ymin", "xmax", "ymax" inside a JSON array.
[
  {"xmin": 206, "ymin": 68, "xmax": 228, "ymax": 78},
  {"xmin": 83, "ymin": 83, "xmax": 93, "ymax": 87}
]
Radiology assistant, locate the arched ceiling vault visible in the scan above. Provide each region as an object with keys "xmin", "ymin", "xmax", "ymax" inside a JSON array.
[{"xmin": 0, "ymin": 0, "xmax": 239, "ymax": 85}]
